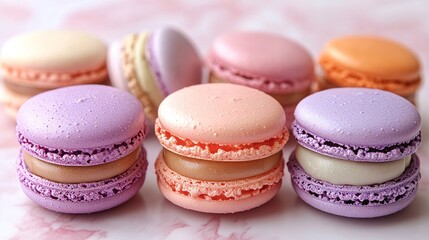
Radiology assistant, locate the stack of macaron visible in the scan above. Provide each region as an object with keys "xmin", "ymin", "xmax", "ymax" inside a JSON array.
[
  {"xmin": 16, "ymin": 85, "xmax": 148, "ymax": 213},
  {"xmin": 0, "ymin": 30, "xmax": 108, "ymax": 118},
  {"xmin": 318, "ymin": 36, "xmax": 421, "ymax": 103},
  {"xmin": 287, "ymin": 88, "xmax": 421, "ymax": 218},
  {"xmin": 154, "ymin": 83, "xmax": 289, "ymax": 213},
  {"xmin": 206, "ymin": 31, "xmax": 315, "ymax": 128},
  {"xmin": 108, "ymin": 27, "xmax": 202, "ymax": 121}
]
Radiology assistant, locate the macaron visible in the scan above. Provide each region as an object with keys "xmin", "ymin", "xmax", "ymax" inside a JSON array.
[
  {"xmin": 0, "ymin": 30, "xmax": 108, "ymax": 118},
  {"xmin": 287, "ymin": 88, "xmax": 421, "ymax": 218},
  {"xmin": 108, "ymin": 27, "xmax": 202, "ymax": 122},
  {"xmin": 155, "ymin": 83, "xmax": 289, "ymax": 213},
  {"xmin": 318, "ymin": 36, "xmax": 421, "ymax": 103},
  {"xmin": 206, "ymin": 31, "xmax": 315, "ymax": 128},
  {"xmin": 16, "ymin": 85, "xmax": 148, "ymax": 214}
]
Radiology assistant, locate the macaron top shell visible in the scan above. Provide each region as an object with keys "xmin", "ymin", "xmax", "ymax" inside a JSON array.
[
  {"xmin": 294, "ymin": 88, "xmax": 421, "ymax": 146},
  {"xmin": 147, "ymin": 27, "xmax": 202, "ymax": 95},
  {"xmin": 17, "ymin": 85, "xmax": 145, "ymax": 149},
  {"xmin": 158, "ymin": 83, "xmax": 286, "ymax": 145},
  {"xmin": 1, "ymin": 30, "xmax": 106, "ymax": 73},
  {"xmin": 320, "ymin": 36, "xmax": 420, "ymax": 81},
  {"xmin": 208, "ymin": 32, "xmax": 314, "ymax": 84}
]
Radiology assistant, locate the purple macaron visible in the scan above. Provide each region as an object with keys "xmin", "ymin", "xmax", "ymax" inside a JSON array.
[
  {"xmin": 108, "ymin": 27, "xmax": 202, "ymax": 122},
  {"xmin": 16, "ymin": 85, "xmax": 148, "ymax": 214},
  {"xmin": 287, "ymin": 88, "xmax": 421, "ymax": 218}
]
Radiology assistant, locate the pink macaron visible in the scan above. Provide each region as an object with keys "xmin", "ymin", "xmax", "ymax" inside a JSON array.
[
  {"xmin": 16, "ymin": 85, "xmax": 148, "ymax": 214},
  {"xmin": 108, "ymin": 27, "xmax": 202, "ymax": 122},
  {"xmin": 206, "ymin": 31, "xmax": 315, "ymax": 128},
  {"xmin": 155, "ymin": 83, "xmax": 289, "ymax": 213}
]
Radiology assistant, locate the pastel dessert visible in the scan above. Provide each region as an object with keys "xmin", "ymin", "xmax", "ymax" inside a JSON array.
[
  {"xmin": 0, "ymin": 30, "xmax": 108, "ymax": 118},
  {"xmin": 318, "ymin": 36, "xmax": 421, "ymax": 103},
  {"xmin": 16, "ymin": 85, "xmax": 148, "ymax": 214},
  {"xmin": 288, "ymin": 88, "xmax": 421, "ymax": 218},
  {"xmin": 155, "ymin": 83, "xmax": 289, "ymax": 213},
  {"xmin": 206, "ymin": 31, "xmax": 315, "ymax": 128},
  {"xmin": 108, "ymin": 27, "xmax": 202, "ymax": 122}
]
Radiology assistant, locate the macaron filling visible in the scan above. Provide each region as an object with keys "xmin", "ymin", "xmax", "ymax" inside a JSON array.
[
  {"xmin": 122, "ymin": 34, "xmax": 162, "ymax": 120},
  {"xmin": 163, "ymin": 149, "xmax": 282, "ymax": 181},
  {"xmin": 295, "ymin": 145, "xmax": 411, "ymax": 185},
  {"xmin": 23, "ymin": 148, "xmax": 141, "ymax": 183},
  {"xmin": 17, "ymin": 127, "xmax": 147, "ymax": 166},
  {"xmin": 156, "ymin": 152, "xmax": 284, "ymax": 201},
  {"xmin": 2, "ymin": 80, "xmax": 48, "ymax": 96},
  {"xmin": 293, "ymin": 122, "xmax": 421, "ymax": 162},
  {"xmin": 156, "ymin": 119, "xmax": 289, "ymax": 161}
]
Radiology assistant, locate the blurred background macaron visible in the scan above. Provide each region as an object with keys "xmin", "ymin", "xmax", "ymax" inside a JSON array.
[
  {"xmin": 16, "ymin": 85, "xmax": 148, "ymax": 214},
  {"xmin": 206, "ymin": 31, "xmax": 315, "ymax": 129},
  {"xmin": 0, "ymin": 30, "xmax": 108, "ymax": 118},
  {"xmin": 318, "ymin": 35, "xmax": 421, "ymax": 103},
  {"xmin": 108, "ymin": 27, "xmax": 202, "ymax": 122}
]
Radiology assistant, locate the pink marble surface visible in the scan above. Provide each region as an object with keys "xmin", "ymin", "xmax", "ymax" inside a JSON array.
[{"xmin": 0, "ymin": 1, "xmax": 428, "ymax": 239}]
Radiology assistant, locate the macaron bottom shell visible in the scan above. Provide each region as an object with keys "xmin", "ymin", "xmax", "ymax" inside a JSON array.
[
  {"xmin": 158, "ymin": 179, "xmax": 282, "ymax": 214},
  {"xmin": 17, "ymin": 147, "xmax": 148, "ymax": 214},
  {"xmin": 292, "ymin": 182, "xmax": 417, "ymax": 218},
  {"xmin": 287, "ymin": 153, "xmax": 420, "ymax": 218},
  {"xmin": 155, "ymin": 151, "xmax": 284, "ymax": 213}
]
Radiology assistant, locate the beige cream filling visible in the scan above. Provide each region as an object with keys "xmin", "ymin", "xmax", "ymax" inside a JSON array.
[
  {"xmin": 295, "ymin": 145, "xmax": 411, "ymax": 185},
  {"xmin": 163, "ymin": 149, "xmax": 282, "ymax": 181},
  {"xmin": 134, "ymin": 33, "xmax": 164, "ymax": 108},
  {"xmin": 23, "ymin": 148, "xmax": 140, "ymax": 183},
  {"xmin": 209, "ymin": 74, "xmax": 308, "ymax": 106}
]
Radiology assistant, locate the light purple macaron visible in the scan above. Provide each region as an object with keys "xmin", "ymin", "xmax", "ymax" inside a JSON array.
[
  {"xmin": 16, "ymin": 85, "xmax": 148, "ymax": 214},
  {"xmin": 108, "ymin": 27, "xmax": 202, "ymax": 122},
  {"xmin": 287, "ymin": 88, "xmax": 421, "ymax": 218}
]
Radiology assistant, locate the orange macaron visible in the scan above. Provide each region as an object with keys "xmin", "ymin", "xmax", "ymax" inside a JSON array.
[{"xmin": 318, "ymin": 36, "xmax": 421, "ymax": 103}]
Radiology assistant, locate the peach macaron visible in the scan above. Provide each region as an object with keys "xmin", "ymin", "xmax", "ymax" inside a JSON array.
[{"xmin": 155, "ymin": 83, "xmax": 289, "ymax": 213}]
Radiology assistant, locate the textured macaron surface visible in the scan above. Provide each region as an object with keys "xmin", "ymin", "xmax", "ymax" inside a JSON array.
[
  {"xmin": 295, "ymin": 88, "xmax": 421, "ymax": 147},
  {"xmin": 148, "ymin": 27, "xmax": 202, "ymax": 96},
  {"xmin": 158, "ymin": 83, "xmax": 285, "ymax": 145},
  {"xmin": 320, "ymin": 36, "xmax": 419, "ymax": 81},
  {"xmin": 17, "ymin": 85, "xmax": 146, "ymax": 165},
  {"xmin": 208, "ymin": 32, "xmax": 313, "ymax": 85},
  {"xmin": 1, "ymin": 30, "xmax": 106, "ymax": 73}
]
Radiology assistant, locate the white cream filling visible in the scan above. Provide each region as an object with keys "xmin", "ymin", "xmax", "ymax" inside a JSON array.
[
  {"xmin": 295, "ymin": 145, "xmax": 411, "ymax": 185},
  {"xmin": 134, "ymin": 33, "xmax": 164, "ymax": 107}
]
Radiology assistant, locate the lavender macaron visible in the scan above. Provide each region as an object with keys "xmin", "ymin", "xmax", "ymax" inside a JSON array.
[
  {"xmin": 16, "ymin": 85, "xmax": 148, "ymax": 214},
  {"xmin": 287, "ymin": 88, "xmax": 421, "ymax": 218},
  {"xmin": 108, "ymin": 27, "xmax": 202, "ymax": 122}
]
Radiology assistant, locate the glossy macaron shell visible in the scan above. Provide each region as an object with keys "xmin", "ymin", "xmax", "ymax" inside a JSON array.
[
  {"xmin": 320, "ymin": 36, "xmax": 420, "ymax": 81},
  {"xmin": 17, "ymin": 85, "xmax": 145, "ymax": 150},
  {"xmin": 208, "ymin": 32, "xmax": 314, "ymax": 88},
  {"xmin": 294, "ymin": 88, "xmax": 421, "ymax": 146},
  {"xmin": 158, "ymin": 83, "xmax": 286, "ymax": 145},
  {"xmin": 148, "ymin": 27, "xmax": 202, "ymax": 95},
  {"xmin": 1, "ymin": 30, "xmax": 106, "ymax": 75}
]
